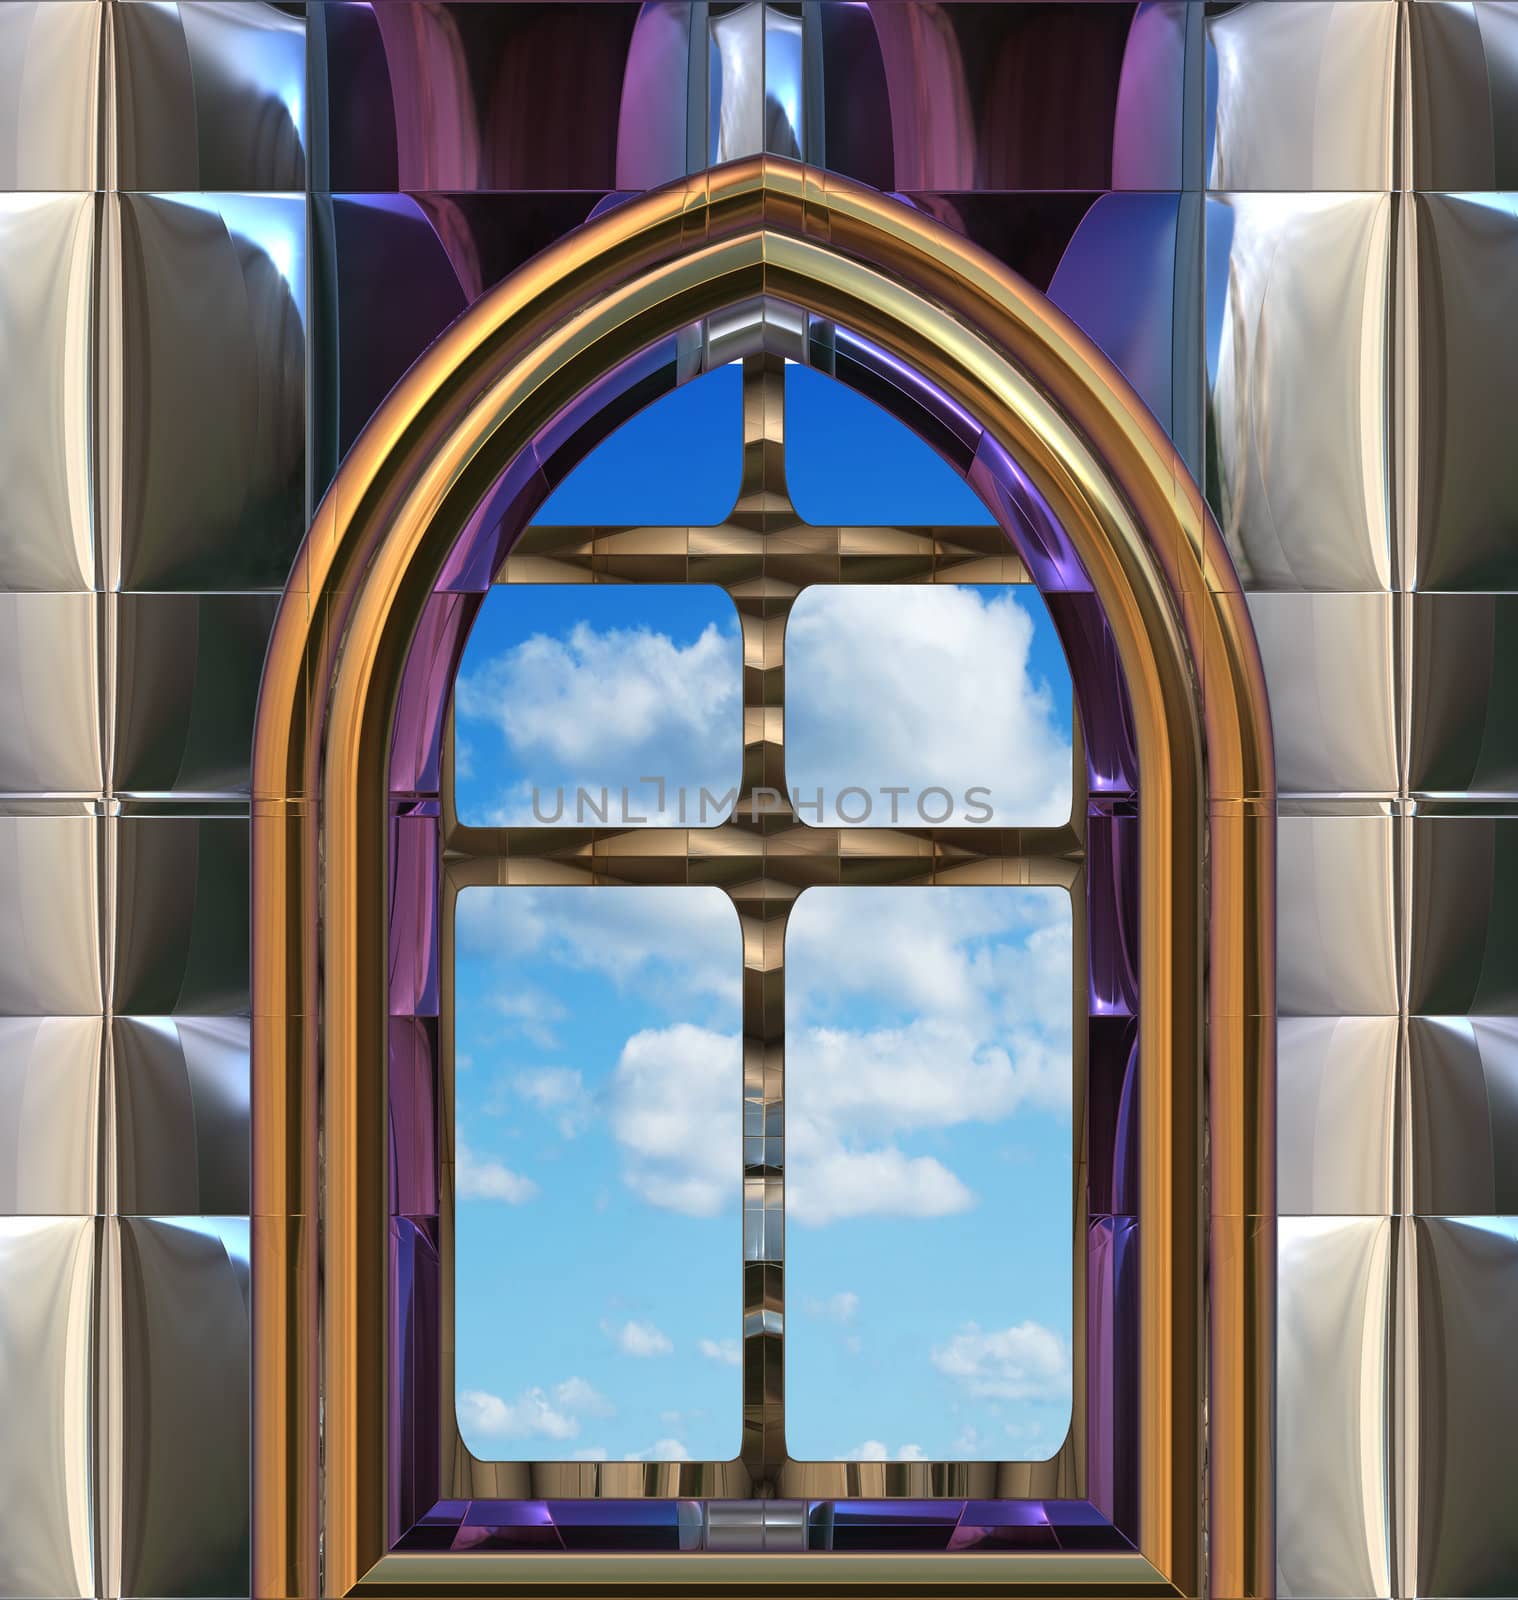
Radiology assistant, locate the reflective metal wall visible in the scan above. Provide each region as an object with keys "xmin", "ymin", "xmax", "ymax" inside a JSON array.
[{"xmin": 0, "ymin": 2, "xmax": 1513, "ymax": 1595}]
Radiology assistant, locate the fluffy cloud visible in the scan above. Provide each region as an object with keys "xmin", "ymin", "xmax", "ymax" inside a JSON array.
[
  {"xmin": 610, "ymin": 1024, "xmax": 742, "ymax": 1216},
  {"xmin": 779, "ymin": 888, "xmax": 1074, "ymax": 1224},
  {"xmin": 805, "ymin": 1291, "xmax": 860, "ymax": 1323},
  {"xmin": 593, "ymin": 906, "xmax": 1072, "ymax": 1223},
  {"xmin": 493, "ymin": 989, "xmax": 568, "ymax": 1049},
  {"xmin": 843, "ymin": 1440, "xmax": 927, "ymax": 1461},
  {"xmin": 456, "ymin": 886, "xmax": 740, "ymax": 1011},
  {"xmin": 784, "ymin": 587, "xmax": 1072, "ymax": 826},
  {"xmin": 454, "ymin": 620, "xmax": 741, "ymax": 818},
  {"xmin": 931, "ymin": 1321, "xmax": 1072, "ymax": 1402},
  {"xmin": 608, "ymin": 1319, "xmax": 674, "ymax": 1358},
  {"xmin": 789, "ymin": 1016, "xmax": 1066, "ymax": 1136},
  {"xmin": 787, "ymin": 1141, "xmax": 972, "ymax": 1226},
  {"xmin": 622, "ymin": 1438, "xmax": 689, "ymax": 1461},
  {"xmin": 698, "ymin": 1337, "xmax": 742, "ymax": 1366},
  {"xmin": 515, "ymin": 1066, "xmax": 595, "ymax": 1137},
  {"xmin": 457, "ymin": 1375, "xmax": 610, "ymax": 1442},
  {"xmin": 455, "ymin": 1140, "xmax": 537, "ymax": 1204},
  {"xmin": 552, "ymin": 1376, "xmax": 614, "ymax": 1416}
]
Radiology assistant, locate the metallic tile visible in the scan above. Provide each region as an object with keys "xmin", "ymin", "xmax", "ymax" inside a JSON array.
[
  {"xmin": 861, "ymin": 1, "xmax": 1189, "ymax": 190},
  {"xmin": 0, "ymin": 593, "xmax": 102, "ymax": 797},
  {"xmin": 1278, "ymin": 816, "xmax": 1398, "ymax": 1017},
  {"xmin": 1409, "ymin": 194, "xmax": 1518, "ymax": 590},
  {"xmin": 310, "ymin": 193, "xmax": 603, "ymax": 488},
  {"xmin": 111, "ymin": 193, "xmax": 306, "ymax": 592},
  {"xmin": 1411, "ymin": 1217, "xmax": 1518, "ymax": 1596},
  {"xmin": 0, "ymin": 1218, "xmax": 97, "ymax": 1598},
  {"xmin": 0, "ymin": 816, "xmax": 103, "ymax": 1018},
  {"xmin": 1410, "ymin": 594, "xmax": 1518, "ymax": 796},
  {"xmin": 112, "ymin": 1018, "xmax": 250, "ymax": 1217},
  {"xmin": 112, "ymin": 0, "xmax": 307, "ymax": 191},
  {"xmin": 1408, "ymin": 1018, "xmax": 1518, "ymax": 1215},
  {"xmin": 1276, "ymin": 1216, "xmax": 1392, "ymax": 1599},
  {"xmin": 112, "ymin": 819, "xmax": 250, "ymax": 1017},
  {"xmin": 0, "ymin": 2, "xmax": 104, "ymax": 190},
  {"xmin": 114, "ymin": 1217, "xmax": 250, "ymax": 1596},
  {"xmin": 1408, "ymin": 818, "xmax": 1518, "ymax": 1016},
  {"xmin": 1206, "ymin": 0, "xmax": 1398, "ymax": 191},
  {"xmin": 315, "ymin": 1, "xmax": 663, "ymax": 190},
  {"xmin": 1247, "ymin": 593, "xmax": 1396, "ymax": 795},
  {"xmin": 709, "ymin": 1, "xmax": 766, "ymax": 163},
  {"xmin": 1278, "ymin": 1017, "xmax": 1398, "ymax": 1216},
  {"xmin": 1206, "ymin": 193, "xmax": 1393, "ymax": 591},
  {"xmin": 113, "ymin": 594, "xmax": 278, "ymax": 797},
  {"xmin": 0, "ymin": 194, "xmax": 97, "ymax": 593},
  {"xmin": 1407, "ymin": 0, "xmax": 1518, "ymax": 190},
  {"xmin": 0, "ymin": 1017, "xmax": 102, "ymax": 1215}
]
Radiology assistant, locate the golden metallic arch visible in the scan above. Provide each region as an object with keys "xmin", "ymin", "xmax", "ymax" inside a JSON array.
[{"xmin": 253, "ymin": 157, "xmax": 1274, "ymax": 1600}]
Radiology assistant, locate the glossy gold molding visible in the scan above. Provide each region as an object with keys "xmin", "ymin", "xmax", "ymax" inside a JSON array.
[{"xmin": 253, "ymin": 158, "xmax": 1275, "ymax": 1599}]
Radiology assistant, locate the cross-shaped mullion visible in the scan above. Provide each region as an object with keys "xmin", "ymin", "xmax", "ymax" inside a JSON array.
[{"xmin": 445, "ymin": 353, "xmax": 1083, "ymax": 1490}]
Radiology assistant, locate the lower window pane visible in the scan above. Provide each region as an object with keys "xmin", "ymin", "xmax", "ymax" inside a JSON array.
[
  {"xmin": 452, "ymin": 886, "xmax": 742, "ymax": 1463},
  {"xmin": 783, "ymin": 886, "xmax": 1075, "ymax": 1463}
]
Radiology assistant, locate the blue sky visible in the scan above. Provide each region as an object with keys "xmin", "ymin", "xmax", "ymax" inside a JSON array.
[{"xmin": 451, "ymin": 364, "xmax": 1077, "ymax": 1464}]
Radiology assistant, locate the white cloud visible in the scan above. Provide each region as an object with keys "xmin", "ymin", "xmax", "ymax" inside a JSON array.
[
  {"xmin": 454, "ymin": 619, "xmax": 740, "ymax": 817},
  {"xmin": 787, "ymin": 1141, "xmax": 973, "ymax": 1226},
  {"xmin": 608, "ymin": 1318, "xmax": 674, "ymax": 1358},
  {"xmin": 698, "ymin": 1337, "xmax": 741, "ymax": 1366},
  {"xmin": 457, "ymin": 1376, "xmax": 610, "ymax": 1449},
  {"xmin": 610, "ymin": 1023, "xmax": 741, "ymax": 1216},
  {"xmin": 791, "ymin": 1016, "xmax": 1066, "ymax": 1136},
  {"xmin": 931, "ymin": 1321, "xmax": 1072, "ymax": 1402},
  {"xmin": 786, "ymin": 885, "xmax": 1072, "ymax": 1039},
  {"xmin": 455, "ymin": 1140, "xmax": 537, "ymax": 1204},
  {"xmin": 571, "ymin": 1446, "xmax": 609, "ymax": 1461},
  {"xmin": 458, "ymin": 1386, "xmax": 578, "ymax": 1441},
  {"xmin": 780, "ymin": 888, "xmax": 1074, "ymax": 1224},
  {"xmin": 784, "ymin": 586, "xmax": 1072, "ymax": 826},
  {"xmin": 515, "ymin": 1066, "xmax": 595, "ymax": 1137},
  {"xmin": 622, "ymin": 1437, "xmax": 690, "ymax": 1461},
  {"xmin": 805, "ymin": 1291, "xmax": 859, "ymax": 1323},
  {"xmin": 456, "ymin": 886, "xmax": 740, "ymax": 1012},
  {"xmin": 493, "ymin": 989, "xmax": 567, "ymax": 1049},
  {"xmin": 843, "ymin": 1440, "xmax": 926, "ymax": 1461},
  {"xmin": 551, "ymin": 1376, "xmax": 613, "ymax": 1416}
]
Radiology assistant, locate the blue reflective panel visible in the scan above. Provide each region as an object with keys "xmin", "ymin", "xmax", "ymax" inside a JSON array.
[
  {"xmin": 534, "ymin": 362, "xmax": 742, "ymax": 525},
  {"xmin": 783, "ymin": 886, "xmax": 1075, "ymax": 1463},
  {"xmin": 783, "ymin": 362, "xmax": 989, "ymax": 525},
  {"xmin": 453, "ymin": 886, "xmax": 743, "ymax": 1464}
]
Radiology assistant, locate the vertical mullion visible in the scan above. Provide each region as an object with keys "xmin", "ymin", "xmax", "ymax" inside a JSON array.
[{"xmin": 733, "ymin": 353, "xmax": 793, "ymax": 1485}]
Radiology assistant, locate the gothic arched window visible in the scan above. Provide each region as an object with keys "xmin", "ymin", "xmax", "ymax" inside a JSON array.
[{"xmin": 252, "ymin": 161, "xmax": 1274, "ymax": 1600}]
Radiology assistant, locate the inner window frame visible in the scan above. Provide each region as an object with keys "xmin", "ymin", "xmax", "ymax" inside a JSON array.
[{"xmin": 433, "ymin": 354, "xmax": 1096, "ymax": 1508}]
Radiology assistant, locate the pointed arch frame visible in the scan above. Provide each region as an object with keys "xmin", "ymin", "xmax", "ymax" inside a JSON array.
[{"xmin": 252, "ymin": 157, "xmax": 1274, "ymax": 1600}]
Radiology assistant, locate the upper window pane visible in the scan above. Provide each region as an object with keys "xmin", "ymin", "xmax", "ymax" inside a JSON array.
[
  {"xmin": 534, "ymin": 362, "xmax": 742, "ymax": 525},
  {"xmin": 784, "ymin": 584, "xmax": 1074, "ymax": 827},
  {"xmin": 783, "ymin": 886, "xmax": 1075, "ymax": 1463},
  {"xmin": 453, "ymin": 585, "xmax": 742, "ymax": 826},
  {"xmin": 453, "ymin": 886, "xmax": 742, "ymax": 1464},
  {"xmin": 783, "ymin": 363, "xmax": 989, "ymax": 525}
]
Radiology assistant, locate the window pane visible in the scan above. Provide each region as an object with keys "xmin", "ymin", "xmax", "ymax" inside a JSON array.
[
  {"xmin": 784, "ymin": 362, "xmax": 990, "ymax": 525},
  {"xmin": 453, "ymin": 585, "xmax": 742, "ymax": 826},
  {"xmin": 783, "ymin": 886, "xmax": 1075, "ymax": 1463},
  {"xmin": 452, "ymin": 886, "xmax": 742, "ymax": 1463},
  {"xmin": 535, "ymin": 361, "xmax": 742, "ymax": 525},
  {"xmin": 784, "ymin": 585, "xmax": 1074, "ymax": 826}
]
